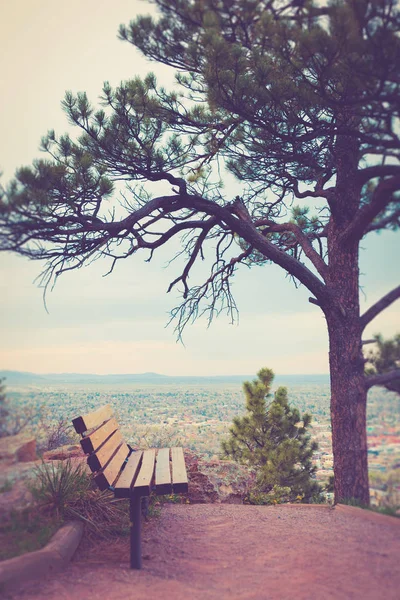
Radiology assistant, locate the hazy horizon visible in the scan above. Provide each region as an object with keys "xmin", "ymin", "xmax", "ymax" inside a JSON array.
[{"xmin": 1, "ymin": 368, "xmax": 330, "ymax": 379}]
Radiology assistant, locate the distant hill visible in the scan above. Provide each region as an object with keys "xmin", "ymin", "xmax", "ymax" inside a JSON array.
[
  {"xmin": 0, "ymin": 370, "xmax": 47, "ymax": 384},
  {"xmin": 0, "ymin": 370, "xmax": 330, "ymax": 386}
]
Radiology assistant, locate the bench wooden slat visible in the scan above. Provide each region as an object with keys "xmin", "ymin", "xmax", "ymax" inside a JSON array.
[
  {"xmin": 94, "ymin": 444, "xmax": 130, "ymax": 491},
  {"xmin": 87, "ymin": 429, "xmax": 128, "ymax": 473},
  {"xmin": 132, "ymin": 449, "xmax": 156, "ymax": 497},
  {"xmin": 114, "ymin": 451, "xmax": 143, "ymax": 498},
  {"xmin": 171, "ymin": 447, "xmax": 188, "ymax": 493},
  {"xmin": 155, "ymin": 448, "xmax": 172, "ymax": 495},
  {"xmin": 80, "ymin": 417, "xmax": 119, "ymax": 454},
  {"xmin": 72, "ymin": 404, "xmax": 113, "ymax": 434}
]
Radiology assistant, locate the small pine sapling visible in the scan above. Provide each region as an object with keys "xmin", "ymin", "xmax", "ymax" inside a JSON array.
[{"xmin": 222, "ymin": 368, "xmax": 321, "ymax": 503}]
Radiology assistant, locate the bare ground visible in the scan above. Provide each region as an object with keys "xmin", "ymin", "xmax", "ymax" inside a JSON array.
[{"xmin": 7, "ymin": 504, "xmax": 400, "ymax": 600}]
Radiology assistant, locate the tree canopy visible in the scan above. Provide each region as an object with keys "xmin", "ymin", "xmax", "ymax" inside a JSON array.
[
  {"xmin": 1, "ymin": 0, "xmax": 398, "ymax": 325},
  {"xmin": 0, "ymin": 0, "xmax": 399, "ymax": 505}
]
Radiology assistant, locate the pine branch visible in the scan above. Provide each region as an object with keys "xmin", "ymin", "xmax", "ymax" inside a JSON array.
[
  {"xmin": 360, "ymin": 285, "xmax": 400, "ymax": 331},
  {"xmin": 253, "ymin": 219, "xmax": 328, "ymax": 280},
  {"xmin": 356, "ymin": 165, "xmax": 400, "ymax": 187},
  {"xmin": 365, "ymin": 208, "xmax": 400, "ymax": 234},
  {"xmin": 365, "ymin": 369, "xmax": 400, "ymax": 390},
  {"xmin": 340, "ymin": 175, "xmax": 400, "ymax": 243}
]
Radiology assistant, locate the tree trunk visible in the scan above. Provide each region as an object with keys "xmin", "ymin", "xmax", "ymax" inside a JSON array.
[
  {"xmin": 324, "ymin": 123, "xmax": 370, "ymax": 506},
  {"xmin": 325, "ymin": 204, "xmax": 369, "ymax": 504},
  {"xmin": 327, "ymin": 311, "xmax": 370, "ymax": 506}
]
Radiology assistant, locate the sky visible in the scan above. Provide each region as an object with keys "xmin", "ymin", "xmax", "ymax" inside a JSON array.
[{"xmin": 0, "ymin": 0, "xmax": 399, "ymax": 376}]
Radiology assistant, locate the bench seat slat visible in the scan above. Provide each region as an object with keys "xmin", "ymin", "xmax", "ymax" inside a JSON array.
[
  {"xmin": 114, "ymin": 451, "xmax": 143, "ymax": 498},
  {"xmin": 80, "ymin": 417, "xmax": 119, "ymax": 454},
  {"xmin": 132, "ymin": 449, "xmax": 156, "ymax": 497},
  {"xmin": 171, "ymin": 447, "xmax": 188, "ymax": 493},
  {"xmin": 155, "ymin": 448, "xmax": 172, "ymax": 495},
  {"xmin": 94, "ymin": 444, "xmax": 130, "ymax": 491},
  {"xmin": 72, "ymin": 404, "xmax": 113, "ymax": 434},
  {"xmin": 87, "ymin": 429, "xmax": 128, "ymax": 473}
]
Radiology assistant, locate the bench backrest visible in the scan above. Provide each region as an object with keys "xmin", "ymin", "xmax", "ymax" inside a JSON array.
[
  {"xmin": 72, "ymin": 404, "xmax": 130, "ymax": 490},
  {"xmin": 72, "ymin": 404, "xmax": 188, "ymax": 497}
]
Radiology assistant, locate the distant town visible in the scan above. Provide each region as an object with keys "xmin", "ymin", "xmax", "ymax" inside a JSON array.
[{"xmin": 3, "ymin": 371, "xmax": 400, "ymax": 505}]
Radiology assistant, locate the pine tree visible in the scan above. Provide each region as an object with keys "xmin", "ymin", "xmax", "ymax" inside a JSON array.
[
  {"xmin": 222, "ymin": 368, "xmax": 321, "ymax": 502},
  {"xmin": 0, "ymin": 0, "xmax": 399, "ymax": 504}
]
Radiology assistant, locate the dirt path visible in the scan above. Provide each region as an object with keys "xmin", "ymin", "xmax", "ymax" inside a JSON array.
[{"xmin": 8, "ymin": 504, "xmax": 400, "ymax": 600}]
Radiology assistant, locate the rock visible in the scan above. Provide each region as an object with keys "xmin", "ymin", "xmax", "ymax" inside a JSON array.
[
  {"xmin": 42, "ymin": 444, "xmax": 84, "ymax": 461},
  {"xmin": 0, "ymin": 479, "xmax": 34, "ymax": 520},
  {"xmin": 188, "ymin": 470, "xmax": 220, "ymax": 504},
  {"xmin": 197, "ymin": 458, "xmax": 254, "ymax": 504},
  {"xmin": 0, "ymin": 434, "xmax": 37, "ymax": 463},
  {"xmin": 17, "ymin": 439, "xmax": 37, "ymax": 462},
  {"xmin": 184, "ymin": 449, "xmax": 219, "ymax": 503},
  {"xmin": 0, "ymin": 454, "xmax": 90, "ymax": 518},
  {"xmin": 219, "ymin": 483, "xmax": 234, "ymax": 497},
  {"xmin": 184, "ymin": 450, "xmax": 253, "ymax": 504}
]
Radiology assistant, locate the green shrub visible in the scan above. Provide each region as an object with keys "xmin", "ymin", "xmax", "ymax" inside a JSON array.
[
  {"xmin": 342, "ymin": 496, "xmax": 400, "ymax": 518},
  {"xmin": 30, "ymin": 459, "xmax": 129, "ymax": 538},
  {"xmin": 245, "ymin": 485, "xmax": 326, "ymax": 505},
  {"xmin": 30, "ymin": 459, "xmax": 90, "ymax": 517},
  {"xmin": 371, "ymin": 505, "xmax": 400, "ymax": 518},
  {"xmin": 245, "ymin": 485, "xmax": 292, "ymax": 505}
]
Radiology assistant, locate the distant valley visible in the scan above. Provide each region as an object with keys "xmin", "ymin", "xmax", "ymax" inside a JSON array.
[{"xmin": 2, "ymin": 369, "xmax": 399, "ymax": 502}]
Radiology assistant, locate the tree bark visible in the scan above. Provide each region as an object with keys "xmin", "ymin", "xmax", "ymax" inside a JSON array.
[
  {"xmin": 327, "ymin": 311, "xmax": 370, "ymax": 506},
  {"xmin": 325, "ymin": 227, "xmax": 370, "ymax": 505},
  {"xmin": 325, "ymin": 129, "xmax": 370, "ymax": 505}
]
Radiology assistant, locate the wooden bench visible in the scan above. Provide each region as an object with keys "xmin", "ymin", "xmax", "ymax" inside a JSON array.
[{"xmin": 72, "ymin": 404, "xmax": 188, "ymax": 569}]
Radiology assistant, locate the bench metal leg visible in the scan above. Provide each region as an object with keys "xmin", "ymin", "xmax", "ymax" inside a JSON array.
[{"xmin": 130, "ymin": 495, "xmax": 142, "ymax": 569}]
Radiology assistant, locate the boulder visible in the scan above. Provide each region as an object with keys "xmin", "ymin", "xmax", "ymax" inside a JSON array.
[
  {"xmin": 188, "ymin": 469, "xmax": 220, "ymax": 504},
  {"xmin": 198, "ymin": 458, "xmax": 255, "ymax": 503},
  {"xmin": 42, "ymin": 444, "xmax": 84, "ymax": 461},
  {"xmin": 0, "ymin": 434, "xmax": 37, "ymax": 463},
  {"xmin": 184, "ymin": 449, "xmax": 219, "ymax": 503},
  {"xmin": 0, "ymin": 479, "xmax": 34, "ymax": 520},
  {"xmin": 184, "ymin": 450, "xmax": 253, "ymax": 504}
]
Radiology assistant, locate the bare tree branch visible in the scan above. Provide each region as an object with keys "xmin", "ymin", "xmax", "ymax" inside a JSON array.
[
  {"xmin": 0, "ymin": 183, "xmax": 332, "ymax": 314},
  {"xmin": 360, "ymin": 285, "xmax": 400, "ymax": 331},
  {"xmin": 309, "ymin": 297, "xmax": 321, "ymax": 307},
  {"xmin": 356, "ymin": 165, "xmax": 400, "ymax": 187},
  {"xmin": 340, "ymin": 176, "xmax": 400, "ymax": 243},
  {"xmin": 169, "ymin": 246, "xmax": 252, "ymax": 338},
  {"xmin": 167, "ymin": 217, "xmax": 217, "ymax": 297},
  {"xmin": 253, "ymin": 218, "xmax": 328, "ymax": 280},
  {"xmin": 366, "ymin": 369, "xmax": 400, "ymax": 390}
]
